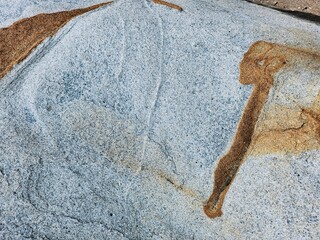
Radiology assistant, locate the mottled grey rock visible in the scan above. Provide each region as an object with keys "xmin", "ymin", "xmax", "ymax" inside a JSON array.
[{"xmin": 0, "ymin": 0, "xmax": 319, "ymax": 239}]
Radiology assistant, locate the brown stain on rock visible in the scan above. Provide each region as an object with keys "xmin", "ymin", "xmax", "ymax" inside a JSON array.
[
  {"xmin": 156, "ymin": 170, "xmax": 200, "ymax": 199},
  {"xmin": 153, "ymin": 0, "xmax": 183, "ymax": 11},
  {"xmin": 250, "ymin": 102, "xmax": 320, "ymax": 156},
  {"xmin": 0, "ymin": 2, "xmax": 112, "ymax": 79},
  {"xmin": 204, "ymin": 41, "xmax": 320, "ymax": 218}
]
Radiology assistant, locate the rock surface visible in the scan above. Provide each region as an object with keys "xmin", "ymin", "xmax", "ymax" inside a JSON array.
[
  {"xmin": 0, "ymin": 0, "xmax": 319, "ymax": 239},
  {"xmin": 247, "ymin": 0, "xmax": 320, "ymax": 17},
  {"xmin": 0, "ymin": 2, "xmax": 111, "ymax": 79},
  {"xmin": 0, "ymin": 0, "xmax": 109, "ymax": 28}
]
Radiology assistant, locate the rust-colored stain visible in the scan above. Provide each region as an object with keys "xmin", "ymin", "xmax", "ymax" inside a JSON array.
[
  {"xmin": 153, "ymin": 0, "xmax": 183, "ymax": 11},
  {"xmin": 204, "ymin": 41, "xmax": 320, "ymax": 218},
  {"xmin": 250, "ymin": 102, "xmax": 320, "ymax": 156},
  {"xmin": 0, "ymin": 2, "xmax": 112, "ymax": 80},
  {"xmin": 156, "ymin": 170, "xmax": 200, "ymax": 199}
]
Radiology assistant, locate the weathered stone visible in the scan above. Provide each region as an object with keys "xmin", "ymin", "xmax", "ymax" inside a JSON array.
[
  {"xmin": 0, "ymin": 2, "xmax": 111, "ymax": 79},
  {"xmin": 0, "ymin": 0, "xmax": 319, "ymax": 239},
  {"xmin": 247, "ymin": 0, "xmax": 320, "ymax": 17}
]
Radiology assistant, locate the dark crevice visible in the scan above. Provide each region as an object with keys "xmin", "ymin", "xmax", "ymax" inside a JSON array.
[
  {"xmin": 244, "ymin": 0, "xmax": 320, "ymax": 24},
  {"xmin": 275, "ymin": 9, "xmax": 320, "ymax": 24}
]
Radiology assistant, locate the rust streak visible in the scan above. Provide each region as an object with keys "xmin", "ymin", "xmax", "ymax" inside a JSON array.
[
  {"xmin": 0, "ymin": 1, "xmax": 112, "ymax": 80},
  {"xmin": 153, "ymin": 0, "xmax": 183, "ymax": 11},
  {"xmin": 203, "ymin": 41, "xmax": 315, "ymax": 218},
  {"xmin": 157, "ymin": 171, "xmax": 200, "ymax": 199}
]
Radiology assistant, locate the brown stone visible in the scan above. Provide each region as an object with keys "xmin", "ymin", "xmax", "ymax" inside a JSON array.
[{"xmin": 0, "ymin": 2, "xmax": 112, "ymax": 80}]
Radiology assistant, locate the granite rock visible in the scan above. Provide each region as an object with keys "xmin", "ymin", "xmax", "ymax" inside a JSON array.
[
  {"xmin": 247, "ymin": 0, "xmax": 320, "ymax": 17},
  {"xmin": 0, "ymin": 0, "xmax": 319, "ymax": 239}
]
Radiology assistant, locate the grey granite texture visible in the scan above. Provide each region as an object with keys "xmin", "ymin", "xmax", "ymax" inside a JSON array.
[{"xmin": 0, "ymin": 0, "xmax": 320, "ymax": 239}]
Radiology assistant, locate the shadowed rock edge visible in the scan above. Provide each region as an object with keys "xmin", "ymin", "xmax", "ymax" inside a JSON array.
[{"xmin": 246, "ymin": 0, "xmax": 320, "ymax": 19}]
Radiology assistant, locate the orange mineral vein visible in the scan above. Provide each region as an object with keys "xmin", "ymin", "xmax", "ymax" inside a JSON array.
[
  {"xmin": 153, "ymin": 0, "xmax": 183, "ymax": 11},
  {"xmin": 204, "ymin": 41, "xmax": 320, "ymax": 218},
  {"xmin": 0, "ymin": 1, "xmax": 112, "ymax": 80},
  {"xmin": 204, "ymin": 41, "xmax": 290, "ymax": 218}
]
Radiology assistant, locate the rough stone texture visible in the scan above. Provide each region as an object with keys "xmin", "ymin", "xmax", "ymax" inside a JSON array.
[
  {"xmin": 204, "ymin": 41, "xmax": 320, "ymax": 218},
  {"xmin": 0, "ymin": 2, "xmax": 111, "ymax": 79},
  {"xmin": 247, "ymin": 0, "xmax": 320, "ymax": 17},
  {"xmin": 0, "ymin": 0, "xmax": 319, "ymax": 239}
]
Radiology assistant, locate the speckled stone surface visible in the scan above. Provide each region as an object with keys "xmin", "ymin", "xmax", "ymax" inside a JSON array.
[{"xmin": 0, "ymin": 0, "xmax": 319, "ymax": 239}]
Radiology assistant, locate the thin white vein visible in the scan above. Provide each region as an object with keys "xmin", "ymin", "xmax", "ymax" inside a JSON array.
[
  {"xmin": 116, "ymin": 11, "xmax": 125, "ymax": 82},
  {"xmin": 140, "ymin": 9, "xmax": 165, "ymax": 164}
]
